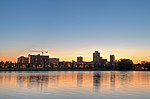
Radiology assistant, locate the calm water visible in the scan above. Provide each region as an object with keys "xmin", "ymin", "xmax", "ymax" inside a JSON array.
[{"xmin": 0, "ymin": 71, "xmax": 150, "ymax": 99}]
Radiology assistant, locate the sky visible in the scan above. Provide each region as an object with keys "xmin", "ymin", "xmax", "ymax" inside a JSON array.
[{"xmin": 0, "ymin": 0, "xmax": 150, "ymax": 63}]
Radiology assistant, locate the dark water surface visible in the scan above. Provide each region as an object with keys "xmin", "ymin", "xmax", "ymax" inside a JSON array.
[{"xmin": 0, "ymin": 71, "xmax": 150, "ymax": 99}]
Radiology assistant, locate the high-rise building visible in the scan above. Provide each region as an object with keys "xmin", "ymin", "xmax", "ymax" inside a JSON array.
[
  {"xmin": 17, "ymin": 56, "xmax": 28, "ymax": 64},
  {"xmin": 110, "ymin": 55, "xmax": 115, "ymax": 63},
  {"xmin": 77, "ymin": 56, "xmax": 83, "ymax": 63},
  {"xmin": 28, "ymin": 54, "xmax": 49, "ymax": 66},
  {"xmin": 93, "ymin": 51, "xmax": 100, "ymax": 63}
]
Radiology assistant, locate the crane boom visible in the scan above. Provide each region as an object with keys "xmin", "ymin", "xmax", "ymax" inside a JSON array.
[{"xmin": 30, "ymin": 50, "xmax": 48, "ymax": 56}]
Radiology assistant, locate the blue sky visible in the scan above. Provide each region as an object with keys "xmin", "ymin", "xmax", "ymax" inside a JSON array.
[{"xmin": 0, "ymin": 0, "xmax": 150, "ymax": 62}]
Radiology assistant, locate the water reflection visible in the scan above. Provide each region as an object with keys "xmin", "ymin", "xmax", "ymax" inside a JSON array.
[
  {"xmin": 93, "ymin": 72, "xmax": 101, "ymax": 92},
  {"xmin": 77, "ymin": 72, "xmax": 83, "ymax": 87},
  {"xmin": 110, "ymin": 72, "xmax": 115, "ymax": 88},
  {"xmin": 17, "ymin": 75, "xmax": 49, "ymax": 90},
  {"xmin": 0, "ymin": 71, "xmax": 150, "ymax": 92}
]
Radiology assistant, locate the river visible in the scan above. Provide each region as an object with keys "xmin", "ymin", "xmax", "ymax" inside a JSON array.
[{"xmin": 0, "ymin": 71, "xmax": 150, "ymax": 99}]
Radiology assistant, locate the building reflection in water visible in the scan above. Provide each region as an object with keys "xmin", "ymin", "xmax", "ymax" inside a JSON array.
[
  {"xmin": 17, "ymin": 72, "xmax": 61, "ymax": 91},
  {"xmin": 110, "ymin": 72, "xmax": 115, "ymax": 88},
  {"xmin": 0, "ymin": 71, "xmax": 150, "ymax": 93},
  {"xmin": 17, "ymin": 74, "xmax": 49, "ymax": 91},
  {"xmin": 77, "ymin": 72, "xmax": 83, "ymax": 87},
  {"xmin": 93, "ymin": 72, "xmax": 101, "ymax": 92},
  {"xmin": 48, "ymin": 73, "xmax": 60, "ymax": 87}
]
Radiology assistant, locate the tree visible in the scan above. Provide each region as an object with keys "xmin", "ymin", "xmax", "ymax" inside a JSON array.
[
  {"xmin": 0, "ymin": 61, "xmax": 4, "ymax": 68},
  {"xmin": 117, "ymin": 59, "xmax": 133, "ymax": 70},
  {"xmin": 143, "ymin": 62, "xmax": 150, "ymax": 70}
]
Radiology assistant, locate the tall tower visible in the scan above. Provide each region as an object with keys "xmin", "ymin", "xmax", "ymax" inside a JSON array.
[
  {"xmin": 110, "ymin": 55, "xmax": 115, "ymax": 63},
  {"xmin": 93, "ymin": 51, "xmax": 100, "ymax": 63}
]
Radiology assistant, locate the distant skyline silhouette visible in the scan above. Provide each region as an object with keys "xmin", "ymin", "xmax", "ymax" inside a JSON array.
[{"xmin": 0, "ymin": 0, "xmax": 150, "ymax": 63}]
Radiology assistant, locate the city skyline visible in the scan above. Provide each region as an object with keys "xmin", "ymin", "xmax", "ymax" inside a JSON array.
[
  {"xmin": 0, "ymin": 48, "xmax": 149, "ymax": 63},
  {"xmin": 0, "ymin": 49, "xmax": 147, "ymax": 64},
  {"xmin": 0, "ymin": 0, "xmax": 150, "ymax": 63}
]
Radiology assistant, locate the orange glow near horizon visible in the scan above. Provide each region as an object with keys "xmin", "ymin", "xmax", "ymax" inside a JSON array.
[{"xmin": 0, "ymin": 48, "xmax": 150, "ymax": 63}]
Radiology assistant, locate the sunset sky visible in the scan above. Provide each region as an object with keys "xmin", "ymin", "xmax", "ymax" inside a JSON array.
[{"xmin": 0, "ymin": 0, "xmax": 150, "ymax": 63}]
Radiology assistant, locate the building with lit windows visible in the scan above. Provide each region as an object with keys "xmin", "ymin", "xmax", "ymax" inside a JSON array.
[
  {"xmin": 49, "ymin": 58, "xmax": 59, "ymax": 66},
  {"xmin": 17, "ymin": 56, "xmax": 28, "ymax": 64},
  {"xmin": 28, "ymin": 54, "xmax": 49, "ymax": 66}
]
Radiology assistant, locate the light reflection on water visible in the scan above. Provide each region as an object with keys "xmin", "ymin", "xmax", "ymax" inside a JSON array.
[{"xmin": 0, "ymin": 71, "xmax": 150, "ymax": 99}]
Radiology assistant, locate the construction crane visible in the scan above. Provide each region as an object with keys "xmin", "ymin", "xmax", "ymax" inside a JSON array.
[
  {"xmin": 30, "ymin": 50, "xmax": 48, "ymax": 66},
  {"xmin": 30, "ymin": 50, "xmax": 48, "ymax": 56}
]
